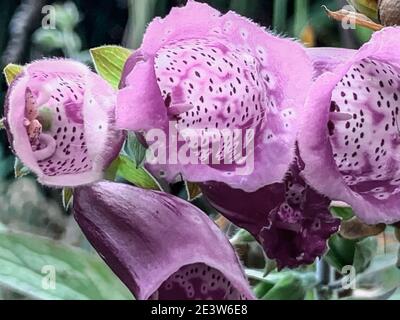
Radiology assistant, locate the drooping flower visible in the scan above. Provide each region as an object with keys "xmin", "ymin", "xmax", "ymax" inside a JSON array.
[
  {"xmin": 3, "ymin": 59, "xmax": 124, "ymax": 187},
  {"xmin": 299, "ymin": 28, "xmax": 400, "ymax": 224},
  {"xmin": 73, "ymin": 181, "xmax": 254, "ymax": 300},
  {"xmin": 201, "ymin": 152, "xmax": 340, "ymax": 269},
  {"xmin": 117, "ymin": 0, "xmax": 313, "ymax": 192}
]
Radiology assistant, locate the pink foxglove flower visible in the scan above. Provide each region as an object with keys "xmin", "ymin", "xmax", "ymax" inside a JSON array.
[
  {"xmin": 74, "ymin": 181, "xmax": 254, "ymax": 300},
  {"xmin": 300, "ymin": 28, "xmax": 400, "ymax": 224},
  {"xmin": 4, "ymin": 59, "xmax": 124, "ymax": 187},
  {"xmin": 117, "ymin": 0, "xmax": 313, "ymax": 192}
]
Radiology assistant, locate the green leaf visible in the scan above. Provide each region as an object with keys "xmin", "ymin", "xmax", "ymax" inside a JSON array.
[
  {"xmin": 104, "ymin": 157, "xmax": 121, "ymax": 181},
  {"xmin": 262, "ymin": 274, "xmax": 306, "ymax": 300},
  {"xmin": 325, "ymin": 234, "xmax": 356, "ymax": 271},
  {"xmin": 125, "ymin": 133, "xmax": 147, "ymax": 169},
  {"xmin": 0, "ymin": 230, "xmax": 133, "ymax": 300},
  {"xmin": 90, "ymin": 45, "xmax": 132, "ymax": 89},
  {"xmin": 331, "ymin": 206, "xmax": 355, "ymax": 221},
  {"xmin": 325, "ymin": 234, "xmax": 377, "ymax": 273},
  {"xmin": 353, "ymin": 237, "xmax": 378, "ymax": 273},
  {"xmin": 3, "ymin": 64, "xmax": 23, "ymax": 86},
  {"xmin": 14, "ymin": 158, "xmax": 30, "ymax": 178},
  {"xmin": 0, "ymin": 118, "xmax": 4, "ymax": 130},
  {"xmin": 253, "ymin": 281, "xmax": 274, "ymax": 299},
  {"xmin": 62, "ymin": 188, "xmax": 74, "ymax": 211},
  {"xmin": 117, "ymin": 155, "xmax": 161, "ymax": 190}
]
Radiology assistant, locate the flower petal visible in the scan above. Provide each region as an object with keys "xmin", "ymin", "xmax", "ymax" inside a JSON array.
[
  {"xmin": 201, "ymin": 155, "xmax": 340, "ymax": 269},
  {"xmin": 73, "ymin": 181, "xmax": 254, "ymax": 300},
  {"xmin": 117, "ymin": 1, "xmax": 313, "ymax": 192},
  {"xmin": 307, "ymin": 47, "xmax": 356, "ymax": 78},
  {"xmin": 299, "ymin": 27, "xmax": 400, "ymax": 224}
]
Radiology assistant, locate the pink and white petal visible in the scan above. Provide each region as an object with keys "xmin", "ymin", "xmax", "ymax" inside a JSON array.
[
  {"xmin": 300, "ymin": 28, "xmax": 400, "ymax": 224},
  {"xmin": 118, "ymin": 1, "xmax": 313, "ymax": 192}
]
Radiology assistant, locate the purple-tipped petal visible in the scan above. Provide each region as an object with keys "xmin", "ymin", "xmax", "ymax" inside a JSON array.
[
  {"xmin": 201, "ymin": 155, "xmax": 340, "ymax": 269},
  {"xmin": 73, "ymin": 181, "xmax": 254, "ymax": 300},
  {"xmin": 300, "ymin": 28, "xmax": 400, "ymax": 224},
  {"xmin": 117, "ymin": 1, "xmax": 313, "ymax": 192},
  {"xmin": 4, "ymin": 59, "xmax": 124, "ymax": 187}
]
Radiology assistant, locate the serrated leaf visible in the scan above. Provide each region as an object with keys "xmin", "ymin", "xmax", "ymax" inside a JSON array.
[
  {"xmin": 14, "ymin": 158, "xmax": 30, "ymax": 178},
  {"xmin": 62, "ymin": 188, "xmax": 74, "ymax": 211},
  {"xmin": 90, "ymin": 45, "xmax": 132, "ymax": 89},
  {"xmin": 117, "ymin": 155, "xmax": 161, "ymax": 190},
  {"xmin": 0, "ymin": 230, "xmax": 133, "ymax": 300},
  {"xmin": 3, "ymin": 64, "xmax": 23, "ymax": 86},
  {"xmin": 185, "ymin": 181, "xmax": 202, "ymax": 201},
  {"xmin": 125, "ymin": 133, "xmax": 147, "ymax": 169}
]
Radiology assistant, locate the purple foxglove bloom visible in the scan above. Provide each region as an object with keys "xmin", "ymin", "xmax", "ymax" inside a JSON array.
[
  {"xmin": 201, "ymin": 154, "xmax": 340, "ymax": 269},
  {"xmin": 300, "ymin": 28, "xmax": 400, "ymax": 224},
  {"xmin": 117, "ymin": 0, "xmax": 313, "ymax": 192},
  {"xmin": 4, "ymin": 59, "xmax": 124, "ymax": 187},
  {"xmin": 73, "ymin": 181, "xmax": 254, "ymax": 300}
]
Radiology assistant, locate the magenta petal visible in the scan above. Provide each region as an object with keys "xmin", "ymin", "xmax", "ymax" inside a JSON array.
[
  {"xmin": 4, "ymin": 59, "xmax": 124, "ymax": 187},
  {"xmin": 73, "ymin": 181, "xmax": 254, "ymax": 300},
  {"xmin": 300, "ymin": 28, "xmax": 400, "ymax": 224},
  {"xmin": 201, "ymin": 156, "xmax": 340, "ymax": 269},
  {"xmin": 117, "ymin": 1, "xmax": 313, "ymax": 192}
]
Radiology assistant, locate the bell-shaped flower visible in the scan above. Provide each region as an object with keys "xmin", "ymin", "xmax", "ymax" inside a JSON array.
[
  {"xmin": 117, "ymin": 0, "xmax": 313, "ymax": 192},
  {"xmin": 3, "ymin": 59, "xmax": 124, "ymax": 187},
  {"xmin": 73, "ymin": 181, "xmax": 254, "ymax": 300},
  {"xmin": 300, "ymin": 28, "xmax": 400, "ymax": 224}
]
